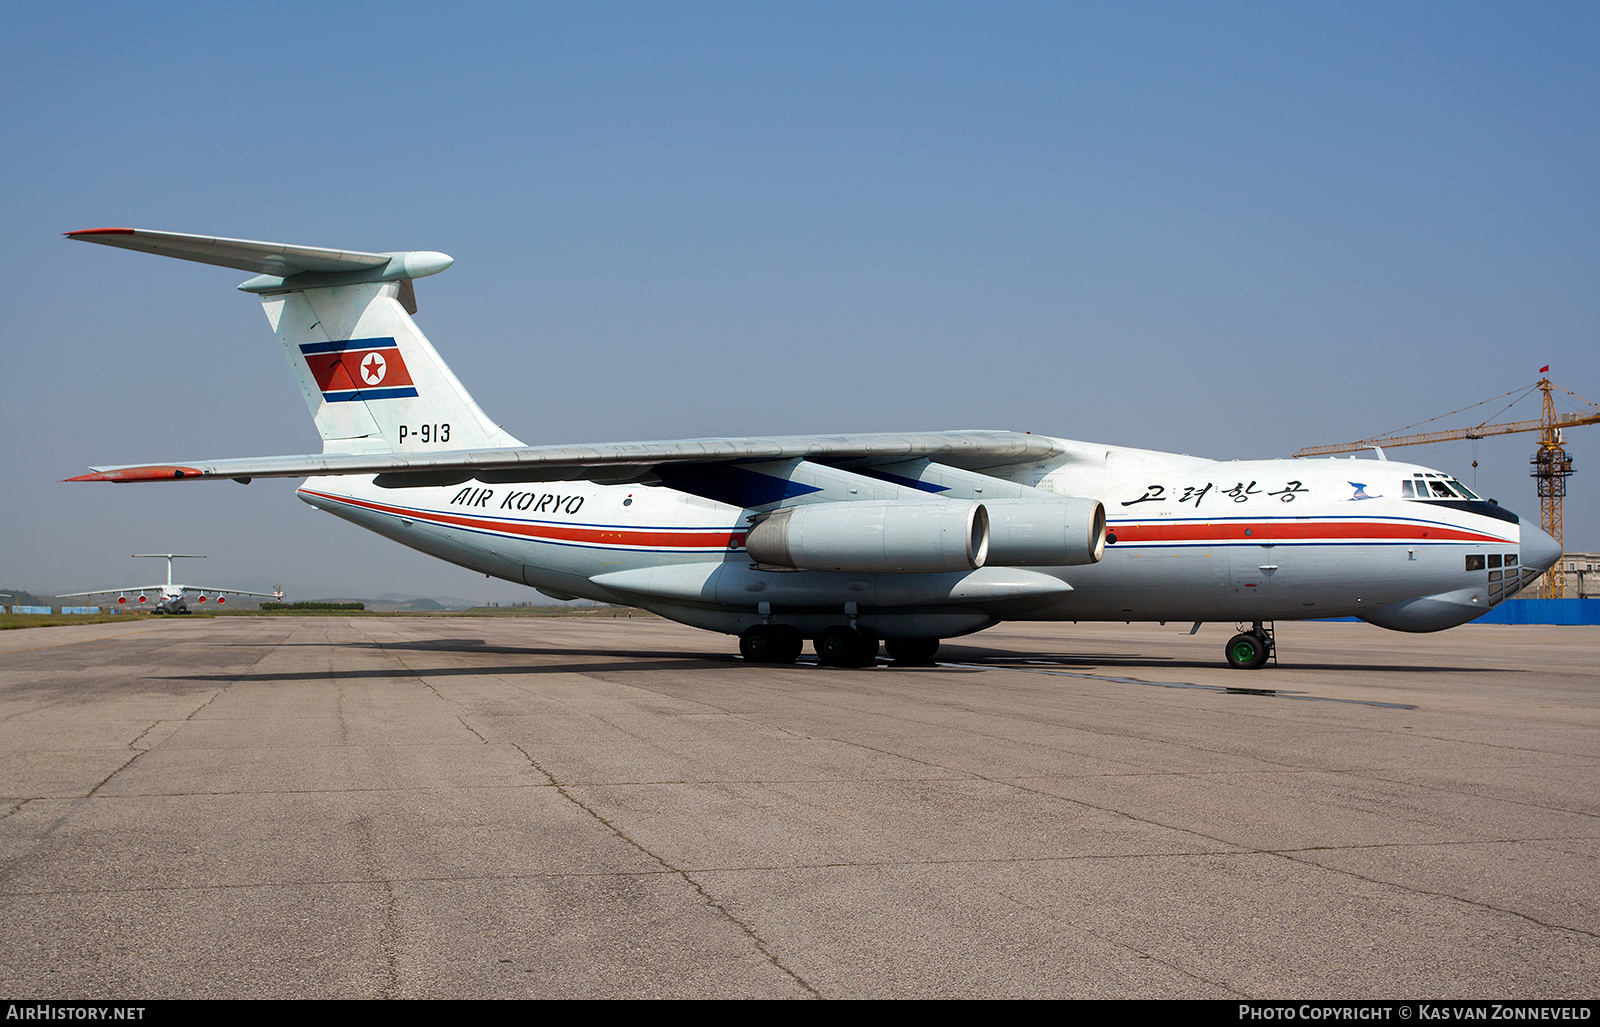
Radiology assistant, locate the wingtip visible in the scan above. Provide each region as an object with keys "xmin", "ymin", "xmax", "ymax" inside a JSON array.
[
  {"xmin": 66, "ymin": 466, "xmax": 204, "ymax": 482},
  {"xmin": 64, "ymin": 228, "xmax": 135, "ymax": 239}
]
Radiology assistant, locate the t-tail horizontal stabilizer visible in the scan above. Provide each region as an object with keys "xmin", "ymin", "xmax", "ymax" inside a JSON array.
[{"xmin": 66, "ymin": 227, "xmax": 521, "ymax": 456}]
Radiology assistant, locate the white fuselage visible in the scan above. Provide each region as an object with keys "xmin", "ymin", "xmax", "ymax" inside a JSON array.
[
  {"xmin": 296, "ymin": 436, "xmax": 1549, "ymax": 640},
  {"xmin": 64, "ymin": 227, "xmax": 1560, "ymax": 659}
]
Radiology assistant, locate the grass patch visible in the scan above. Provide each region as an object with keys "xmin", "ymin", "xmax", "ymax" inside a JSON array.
[{"xmin": 0, "ymin": 612, "xmax": 213, "ymax": 630}]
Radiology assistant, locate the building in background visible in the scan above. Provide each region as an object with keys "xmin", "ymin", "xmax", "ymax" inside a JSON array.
[{"xmin": 1557, "ymin": 552, "xmax": 1599, "ymax": 599}]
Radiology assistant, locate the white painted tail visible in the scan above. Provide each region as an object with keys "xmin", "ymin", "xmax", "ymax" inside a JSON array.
[
  {"xmin": 260, "ymin": 282, "xmax": 523, "ymax": 454},
  {"xmin": 65, "ymin": 227, "xmax": 524, "ymax": 455}
]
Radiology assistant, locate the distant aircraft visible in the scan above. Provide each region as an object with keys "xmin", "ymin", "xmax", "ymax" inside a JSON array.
[
  {"xmin": 57, "ymin": 554, "xmax": 283, "ymax": 614},
  {"xmin": 64, "ymin": 228, "xmax": 1562, "ymax": 667}
]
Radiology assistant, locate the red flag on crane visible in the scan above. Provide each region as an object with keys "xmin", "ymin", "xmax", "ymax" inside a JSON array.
[{"xmin": 1540, "ymin": 365, "xmax": 1550, "ymax": 372}]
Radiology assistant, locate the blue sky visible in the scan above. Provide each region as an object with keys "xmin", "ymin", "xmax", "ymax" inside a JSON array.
[{"xmin": 3, "ymin": 2, "xmax": 1596, "ymax": 599}]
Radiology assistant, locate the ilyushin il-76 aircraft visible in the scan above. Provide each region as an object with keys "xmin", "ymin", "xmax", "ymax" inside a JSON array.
[
  {"xmin": 57, "ymin": 554, "xmax": 284, "ymax": 614},
  {"xmin": 65, "ymin": 228, "xmax": 1562, "ymax": 669}
]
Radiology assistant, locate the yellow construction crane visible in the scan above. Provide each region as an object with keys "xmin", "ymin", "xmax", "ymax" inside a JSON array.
[{"xmin": 1294, "ymin": 378, "xmax": 1600, "ymax": 598}]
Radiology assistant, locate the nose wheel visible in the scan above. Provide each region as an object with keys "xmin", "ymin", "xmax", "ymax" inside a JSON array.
[{"xmin": 1224, "ymin": 622, "xmax": 1275, "ymax": 670}]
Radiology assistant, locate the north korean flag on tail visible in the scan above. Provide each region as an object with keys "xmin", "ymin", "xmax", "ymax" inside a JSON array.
[{"xmin": 299, "ymin": 338, "xmax": 419, "ymax": 402}]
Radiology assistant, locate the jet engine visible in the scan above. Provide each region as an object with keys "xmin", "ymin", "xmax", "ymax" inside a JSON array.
[
  {"xmin": 982, "ymin": 498, "xmax": 1106, "ymax": 566},
  {"xmin": 745, "ymin": 500, "xmax": 989, "ymax": 573}
]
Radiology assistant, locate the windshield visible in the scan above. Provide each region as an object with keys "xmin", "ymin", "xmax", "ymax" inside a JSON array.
[{"xmin": 1403, "ymin": 474, "xmax": 1481, "ymax": 501}]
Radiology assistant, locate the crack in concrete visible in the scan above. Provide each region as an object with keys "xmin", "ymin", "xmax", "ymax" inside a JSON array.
[
  {"xmin": 988, "ymin": 885, "xmax": 1247, "ymax": 997},
  {"xmin": 581, "ymin": 666, "xmax": 1600, "ymax": 972},
  {"xmin": 350, "ymin": 812, "xmax": 403, "ymax": 999},
  {"xmin": 1263, "ymin": 846, "xmax": 1600, "ymax": 942},
  {"xmin": 551, "ymin": 781, "xmax": 820, "ymax": 998},
  {"xmin": 507, "ymin": 742, "xmax": 557, "ymax": 786},
  {"xmin": 364, "ymin": 625, "xmax": 821, "ymax": 997},
  {"xmin": 0, "ymin": 627, "xmax": 276, "ymax": 889}
]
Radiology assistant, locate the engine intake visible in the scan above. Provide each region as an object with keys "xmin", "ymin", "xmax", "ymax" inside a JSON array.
[{"xmin": 745, "ymin": 500, "xmax": 989, "ymax": 573}]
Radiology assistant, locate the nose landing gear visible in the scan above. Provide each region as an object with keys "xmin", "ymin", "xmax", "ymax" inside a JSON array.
[{"xmin": 1225, "ymin": 622, "xmax": 1275, "ymax": 670}]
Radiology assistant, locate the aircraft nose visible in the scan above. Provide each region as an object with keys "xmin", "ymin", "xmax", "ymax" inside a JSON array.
[{"xmin": 1520, "ymin": 522, "xmax": 1562, "ymax": 575}]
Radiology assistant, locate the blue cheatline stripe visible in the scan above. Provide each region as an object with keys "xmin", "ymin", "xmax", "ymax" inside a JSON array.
[
  {"xmin": 321, "ymin": 387, "xmax": 420, "ymax": 402},
  {"xmin": 300, "ymin": 337, "xmax": 399, "ymax": 355}
]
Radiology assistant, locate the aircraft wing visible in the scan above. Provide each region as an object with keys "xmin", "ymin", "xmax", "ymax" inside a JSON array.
[
  {"xmin": 56, "ymin": 585, "xmax": 168, "ymax": 598},
  {"xmin": 67, "ymin": 431, "xmax": 1065, "ymax": 486},
  {"xmin": 176, "ymin": 586, "xmax": 283, "ymax": 599}
]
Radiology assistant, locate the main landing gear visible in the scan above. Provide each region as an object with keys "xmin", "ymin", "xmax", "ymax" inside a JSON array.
[
  {"xmin": 737, "ymin": 625, "xmax": 942, "ymax": 667},
  {"xmin": 815, "ymin": 625, "xmax": 879, "ymax": 667},
  {"xmin": 1224, "ymin": 622, "xmax": 1275, "ymax": 670},
  {"xmin": 738, "ymin": 624, "xmax": 804, "ymax": 664}
]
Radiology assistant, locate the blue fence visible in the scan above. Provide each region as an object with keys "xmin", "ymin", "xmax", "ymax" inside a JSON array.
[
  {"xmin": 1319, "ymin": 598, "xmax": 1600, "ymax": 626},
  {"xmin": 1474, "ymin": 598, "xmax": 1600, "ymax": 625},
  {"xmin": 11, "ymin": 606, "xmax": 53, "ymax": 615}
]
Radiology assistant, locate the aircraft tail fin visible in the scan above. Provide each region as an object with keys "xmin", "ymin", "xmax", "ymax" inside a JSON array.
[{"xmin": 67, "ymin": 228, "xmax": 523, "ymax": 454}]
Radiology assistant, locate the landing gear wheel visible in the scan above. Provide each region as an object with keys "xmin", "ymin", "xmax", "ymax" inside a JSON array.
[
  {"xmin": 1224, "ymin": 632, "xmax": 1270, "ymax": 670},
  {"xmin": 885, "ymin": 638, "xmax": 940, "ymax": 664},
  {"xmin": 741, "ymin": 625, "xmax": 803, "ymax": 664},
  {"xmin": 771, "ymin": 626, "xmax": 804, "ymax": 663},
  {"xmin": 740, "ymin": 626, "xmax": 776, "ymax": 662},
  {"xmin": 856, "ymin": 629, "xmax": 880, "ymax": 665},
  {"xmin": 815, "ymin": 626, "xmax": 878, "ymax": 667}
]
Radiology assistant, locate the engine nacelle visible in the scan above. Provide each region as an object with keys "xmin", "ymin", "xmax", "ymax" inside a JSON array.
[
  {"xmin": 745, "ymin": 500, "xmax": 989, "ymax": 573},
  {"xmin": 982, "ymin": 498, "xmax": 1106, "ymax": 566}
]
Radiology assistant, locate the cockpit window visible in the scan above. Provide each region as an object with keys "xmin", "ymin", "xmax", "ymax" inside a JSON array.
[{"xmin": 1405, "ymin": 473, "xmax": 1483, "ymax": 502}]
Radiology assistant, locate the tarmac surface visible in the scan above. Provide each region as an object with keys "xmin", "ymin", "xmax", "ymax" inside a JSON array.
[{"xmin": 0, "ymin": 614, "xmax": 1596, "ymax": 999}]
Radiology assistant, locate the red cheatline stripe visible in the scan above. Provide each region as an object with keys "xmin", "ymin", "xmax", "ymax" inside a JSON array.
[
  {"xmin": 65, "ymin": 228, "xmax": 135, "ymax": 236},
  {"xmin": 301, "ymin": 489, "xmax": 744, "ymax": 550},
  {"xmin": 1113, "ymin": 520, "xmax": 1504, "ymax": 545}
]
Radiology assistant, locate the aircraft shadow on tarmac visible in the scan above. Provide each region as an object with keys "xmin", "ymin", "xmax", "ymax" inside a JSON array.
[
  {"xmin": 209, "ymin": 633, "xmax": 1503, "ymax": 677},
  {"xmin": 936, "ymin": 647, "xmax": 1502, "ymax": 675},
  {"xmin": 216, "ymin": 636, "xmax": 1499, "ymax": 675},
  {"xmin": 164, "ymin": 659, "xmax": 986, "ymax": 684},
  {"xmin": 156, "ymin": 637, "xmax": 1487, "ymax": 699}
]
